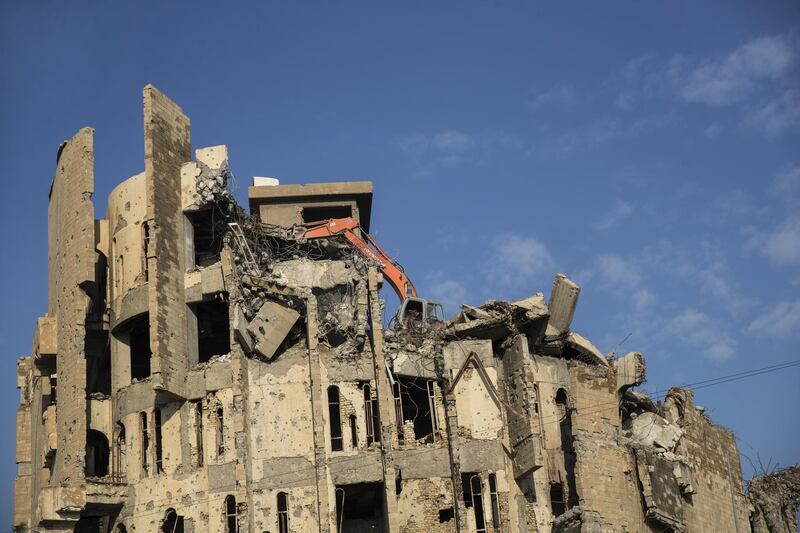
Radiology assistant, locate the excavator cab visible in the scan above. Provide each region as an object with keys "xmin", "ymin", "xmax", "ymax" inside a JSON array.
[{"xmin": 396, "ymin": 297, "xmax": 445, "ymax": 331}]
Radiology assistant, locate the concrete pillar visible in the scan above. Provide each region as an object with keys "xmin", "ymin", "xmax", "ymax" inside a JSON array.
[{"xmin": 367, "ymin": 269, "xmax": 400, "ymax": 533}]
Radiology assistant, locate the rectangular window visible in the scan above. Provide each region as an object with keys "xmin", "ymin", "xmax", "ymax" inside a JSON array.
[
  {"xmin": 216, "ymin": 406, "xmax": 225, "ymax": 457},
  {"xmin": 393, "ymin": 382, "xmax": 404, "ymax": 446},
  {"xmin": 363, "ymin": 384, "xmax": 380, "ymax": 446},
  {"xmin": 154, "ymin": 409, "xmax": 163, "ymax": 474},
  {"xmin": 427, "ymin": 380, "xmax": 440, "ymax": 440},
  {"xmin": 193, "ymin": 299, "xmax": 231, "ymax": 363},
  {"xmin": 140, "ymin": 412, "xmax": 149, "ymax": 476},
  {"xmin": 195, "ymin": 401, "xmax": 204, "ymax": 467}
]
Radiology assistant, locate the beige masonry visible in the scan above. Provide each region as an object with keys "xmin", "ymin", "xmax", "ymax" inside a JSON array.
[{"xmin": 14, "ymin": 85, "xmax": 796, "ymax": 533}]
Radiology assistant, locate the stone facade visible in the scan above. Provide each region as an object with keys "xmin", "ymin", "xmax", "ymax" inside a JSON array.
[{"xmin": 13, "ymin": 86, "xmax": 791, "ymax": 533}]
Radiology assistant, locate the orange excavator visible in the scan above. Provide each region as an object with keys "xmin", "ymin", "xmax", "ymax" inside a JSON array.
[{"xmin": 303, "ymin": 217, "xmax": 445, "ymax": 329}]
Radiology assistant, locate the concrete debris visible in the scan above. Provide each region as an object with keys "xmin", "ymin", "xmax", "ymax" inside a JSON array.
[
  {"xmin": 613, "ymin": 351, "xmax": 646, "ymax": 392},
  {"xmin": 446, "ymin": 294, "xmax": 549, "ymax": 340},
  {"xmin": 245, "ymin": 300, "xmax": 301, "ymax": 360},
  {"xmin": 624, "ymin": 411, "xmax": 684, "ymax": 452},
  {"xmin": 14, "ymin": 85, "xmax": 788, "ymax": 533},
  {"xmin": 548, "ymin": 273, "xmax": 580, "ymax": 333},
  {"xmin": 564, "ymin": 331, "xmax": 609, "ymax": 366}
]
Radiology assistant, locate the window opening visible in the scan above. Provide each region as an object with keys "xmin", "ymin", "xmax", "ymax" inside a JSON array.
[
  {"xmin": 301, "ymin": 205, "xmax": 352, "ymax": 225},
  {"xmin": 195, "ymin": 401, "xmax": 204, "ymax": 467},
  {"xmin": 393, "ymin": 381, "xmax": 404, "ymax": 446},
  {"xmin": 129, "ymin": 314, "xmax": 152, "ymax": 380},
  {"xmin": 49, "ymin": 374, "xmax": 57, "ymax": 405},
  {"xmin": 116, "ymin": 422, "xmax": 127, "ymax": 477},
  {"xmin": 162, "ymin": 509, "xmax": 184, "ymax": 533},
  {"xmin": 328, "ymin": 386, "xmax": 343, "ymax": 451},
  {"xmin": 555, "ymin": 388, "xmax": 579, "ymax": 509},
  {"xmin": 277, "ymin": 491, "xmax": 289, "ymax": 533},
  {"xmin": 335, "ymin": 482, "xmax": 385, "ymax": 533},
  {"xmin": 140, "ymin": 412, "xmax": 149, "ymax": 476},
  {"xmin": 489, "ymin": 473, "xmax": 501, "ymax": 532},
  {"xmin": 363, "ymin": 384, "xmax": 380, "ymax": 446},
  {"xmin": 85, "ymin": 430, "xmax": 110, "ymax": 477},
  {"xmin": 225, "ymin": 495, "xmax": 238, "ymax": 533},
  {"xmin": 188, "ymin": 209, "xmax": 225, "ymax": 267},
  {"xmin": 396, "ymin": 377, "xmax": 437, "ymax": 444},
  {"xmin": 193, "ymin": 299, "xmax": 231, "ymax": 363},
  {"xmin": 462, "ymin": 473, "xmax": 487, "ymax": 533},
  {"xmin": 154, "ymin": 409, "xmax": 164, "ymax": 474},
  {"xmin": 550, "ymin": 483, "xmax": 566, "ymax": 517},
  {"xmin": 349, "ymin": 415, "xmax": 358, "ymax": 448},
  {"xmin": 216, "ymin": 406, "xmax": 225, "ymax": 457},
  {"xmin": 142, "ymin": 222, "xmax": 151, "ymax": 282}
]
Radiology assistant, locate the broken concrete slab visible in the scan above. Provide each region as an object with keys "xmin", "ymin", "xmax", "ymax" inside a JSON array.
[
  {"xmin": 548, "ymin": 273, "xmax": 580, "ymax": 333},
  {"xmin": 245, "ymin": 300, "xmax": 300, "ymax": 360},
  {"xmin": 613, "ymin": 351, "xmax": 646, "ymax": 391},
  {"xmin": 565, "ymin": 331, "xmax": 609, "ymax": 366}
]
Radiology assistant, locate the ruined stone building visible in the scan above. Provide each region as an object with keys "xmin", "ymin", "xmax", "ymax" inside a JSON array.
[{"xmin": 13, "ymin": 86, "xmax": 797, "ymax": 533}]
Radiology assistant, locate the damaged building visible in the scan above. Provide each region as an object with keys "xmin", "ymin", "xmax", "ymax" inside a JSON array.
[{"xmin": 13, "ymin": 85, "xmax": 796, "ymax": 533}]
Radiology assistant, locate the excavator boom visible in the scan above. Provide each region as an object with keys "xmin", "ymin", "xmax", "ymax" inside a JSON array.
[{"xmin": 303, "ymin": 217, "xmax": 418, "ymax": 301}]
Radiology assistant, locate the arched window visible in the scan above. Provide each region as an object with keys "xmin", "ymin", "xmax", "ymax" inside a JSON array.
[
  {"xmin": 363, "ymin": 384, "xmax": 380, "ymax": 445},
  {"xmin": 349, "ymin": 414, "xmax": 358, "ymax": 448},
  {"xmin": 555, "ymin": 389, "xmax": 569, "ymax": 419},
  {"xmin": 488, "ymin": 473, "xmax": 501, "ymax": 532},
  {"xmin": 225, "ymin": 495, "xmax": 238, "ymax": 533},
  {"xmin": 328, "ymin": 386, "xmax": 343, "ymax": 451},
  {"xmin": 277, "ymin": 492, "xmax": 289, "ymax": 533},
  {"xmin": 116, "ymin": 422, "xmax": 127, "ymax": 477},
  {"xmin": 162, "ymin": 509, "xmax": 184, "ymax": 533},
  {"xmin": 86, "ymin": 430, "xmax": 110, "ymax": 477}
]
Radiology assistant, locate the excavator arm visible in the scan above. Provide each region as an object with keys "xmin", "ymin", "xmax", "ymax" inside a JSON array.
[{"xmin": 303, "ymin": 217, "xmax": 418, "ymax": 301}]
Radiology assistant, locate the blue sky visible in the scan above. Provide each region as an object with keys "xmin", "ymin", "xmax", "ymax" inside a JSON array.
[{"xmin": 1, "ymin": 1, "xmax": 799, "ymax": 525}]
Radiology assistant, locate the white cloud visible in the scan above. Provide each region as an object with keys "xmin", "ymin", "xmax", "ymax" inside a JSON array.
[
  {"xmin": 485, "ymin": 234, "xmax": 554, "ymax": 292},
  {"xmin": 774, "ymin": 165, "xmax": 800, "ymax": 200},
  {"xmin": 764, "ymin": 215, "xmax": 800, "ymax": 266},
  {"xmin": 396, "ymin": 130, "xmax": 521, "ymax": 174},
  {"xmin": 644, "ymin": 241, "xmax": 747, "ymax": 315},
  {"xmin": 744, "ymin": 90, "xmax": 800, "ymax": 137},
  {"xmin": 679, "ymin": 34, "xmax": 794, "ymax": 106},
  {"xmin": 527, "ymin": 83, "xmax": 576, "ymax": 111},
  {"xmin": 746, "ymin": 300, "xmax": 800, "ymax": 338},
  {"xmin": 578, "ymin": 253, "xmax": 653, "ymax": 310},
  {"xmin": 665, "ymin": 309, "xmax": 737, "ymax": 361},
  {"xmin": 594, "ymin": 200, "xmax": 633, "ymax": 230},
  {"xmin": 397, "ymin": 130, "xmax": 476, "ymax": 172},
  {"xmin": 426, "ymin": 277, "xmax": 468, "ymax": 318},
  {"xmin": 554, "ymin": 112, "xmax": 674, "ymax": 152},
  {"xmin": 632, "ymin": 288, "xmax": 655, "ymax": 311},
  {"xmin": 712, "ymin": 189, "xmax": 767, "ymax": 221}
]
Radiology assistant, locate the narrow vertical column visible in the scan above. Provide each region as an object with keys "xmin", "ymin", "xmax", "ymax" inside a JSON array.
[
  {"xmin": 366, "ymin": 269, "xmax": 400, "ymax": 533},
  {"xmin": 143, "ymin": 84, "xmax": 191, "ymax": 397},
  {"xmin": 305, "ymin": 296, "xmax": 331, "ymax": 533},
  {"xmin": 48, "ymin": 127, "xmax": 96, "ymax": 487},
  {"xmin": 440, "ymin": 359, "xmax": 467, "ymax": 531}
]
